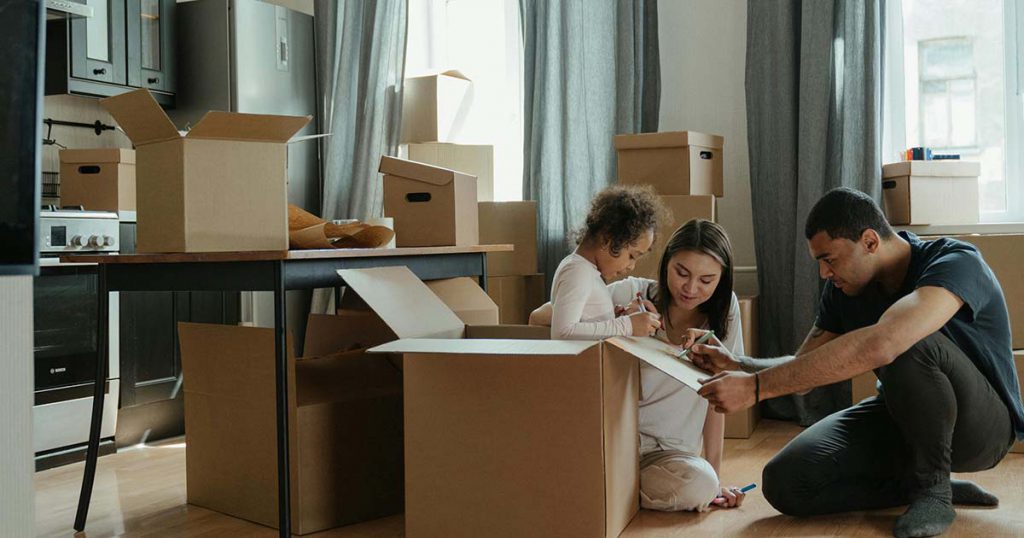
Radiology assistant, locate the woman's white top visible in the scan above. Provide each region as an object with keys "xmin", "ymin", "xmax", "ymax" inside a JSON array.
[
  {"xmin": 608, "ymin": 277, "xmax": 745, "ymax": 457},
  {"xmin": 549, "ymin": 252, "xmax": 632, "ymax": 340}
]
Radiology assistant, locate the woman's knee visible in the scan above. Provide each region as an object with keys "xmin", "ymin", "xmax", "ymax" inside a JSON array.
[{"xmin": 640, "ymin": 454, "xmax": 720, "ymax": 512}]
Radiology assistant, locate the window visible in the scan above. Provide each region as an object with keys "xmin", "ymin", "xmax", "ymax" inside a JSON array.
[
  {"xmin": 405, "ymin": 0, "xmax": 524, "ymax": 201},
  {"xmin": 889, "ymin": 0, "xmax": 1024, "ymax": 221}
]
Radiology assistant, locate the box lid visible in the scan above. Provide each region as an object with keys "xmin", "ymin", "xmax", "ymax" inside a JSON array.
[
  {"xmin": 186, "ymin": 111, "xmax": 312, "ymax": 143},
  {"xmin": 100, "ymin": 89, "xmax": 181, "ymax": 146},
  {"xmin": 605, "ymin": 336, "xmax": 708, "ymax": 391},
  {"xmin": 406, "ymin": 69, "xmax": 471, "ymax": 82},
  {"xmin": 337, "ymin": 267, "xmax": 465, "ymax": 339},
  {"xmin": 371, "ymin": 338, "xmax": 596, "ymax": 356},
  {"xmin": 613, "ymin": 131, "xmax": 724, "ymax": 150},
  {"xmin": 59, "ymin": 148, "xmax": 136, "ymax": 165},
  {"xmin": 882, "ymin": 161, "xmax": 981, "ymax": 178},
  {"xmin": 379, "ymin": 155, "xmax": 474, "ymax": 187},
  {"xmin": 426, "ymin": 277, "xmax": 499, "ymax": 325}
]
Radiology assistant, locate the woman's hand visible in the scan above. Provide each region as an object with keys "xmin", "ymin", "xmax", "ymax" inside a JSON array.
[
  {"xmin": 628, "ymin": 312, "xmax": 661, "ymax": 337},
  {"xmin": 710, "ymin": 485, "xmax": 746, "ymax": 508},
  {"xmin": 621, "ymin": 297, "xmax": 658, "ymax": 317}
]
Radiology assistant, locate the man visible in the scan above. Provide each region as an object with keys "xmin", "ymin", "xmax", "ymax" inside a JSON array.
[{"xmin": 694, "ymin": 188, "xmax": 1023, "ymax": 537}]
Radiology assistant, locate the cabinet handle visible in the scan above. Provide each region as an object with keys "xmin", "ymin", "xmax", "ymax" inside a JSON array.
[
  {"xmin": 93, "ymin": 68, "xmax": 106, "ymax": 75},
  {"xmin": 147, "ymin": 77, "xmax": 159, "ymax": 84}
]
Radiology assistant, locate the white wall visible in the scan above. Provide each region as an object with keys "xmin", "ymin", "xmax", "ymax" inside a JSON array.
[
  {"xmin": 657, "ymin": 0, "xmax": 757, "ymax": 295},
  {"xmin": 0, "ymin": 276, "xmax": 35, "ymax": 535}
]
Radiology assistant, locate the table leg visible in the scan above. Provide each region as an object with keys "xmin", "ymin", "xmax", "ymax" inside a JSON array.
[
  {"xmin": 273, "ymin": 261, "xmax": 292, "ymax": 537},
  {"xmin": 479, "ymin": 253, "xmax": 488, "ymax": 291},
  {"xmin": 74, "ymin": 265, "xmax": 110, "ymax": 531}
]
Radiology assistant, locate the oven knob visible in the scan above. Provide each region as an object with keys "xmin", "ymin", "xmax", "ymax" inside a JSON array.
[
  {"xmin": 101, "ymin": 235, "xmax": 115, "ymax": 247},
  {"xmin": 70, "ymin": 235, "xmax": 84, "ymax": 247},
  {"xmin": 87, "ymin": 235, "xmax": 101, "ymax": 247}
]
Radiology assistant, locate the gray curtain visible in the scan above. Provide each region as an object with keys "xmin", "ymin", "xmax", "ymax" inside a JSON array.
[
  {"xmin": 746, "ymin": 0, "xmax": 884, "ymax": 424},
  {"xmin": 521, "ymin": 0, "xmax": 660, "ymax": 293},
  {"xmin": 312, "ymin": 0, "xmax": 407, "ymax": 314}
]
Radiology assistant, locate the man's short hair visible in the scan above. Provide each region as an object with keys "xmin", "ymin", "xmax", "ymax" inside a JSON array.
[{"xmin": 804, "ymin": 187, "xmax": 895, "ymax": 242}]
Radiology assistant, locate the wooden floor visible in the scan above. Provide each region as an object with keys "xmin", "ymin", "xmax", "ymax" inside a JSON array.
[{"xmin": 36, "ymin": 420, "xmax": 1024, "ymax": 537}]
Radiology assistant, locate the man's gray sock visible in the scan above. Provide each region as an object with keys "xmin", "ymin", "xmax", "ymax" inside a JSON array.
[
  {"xmin": 894, "ymin": 496, "xmax": 956, "ymax": 538},
  {"xmin": 950, "ymin": 479, "xmax": 998, "ymax": 506}
]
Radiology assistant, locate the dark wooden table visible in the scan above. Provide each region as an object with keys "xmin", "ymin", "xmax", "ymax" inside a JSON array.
[{"xmin": 64, "ymin": 245, "xmax": 512, "ymax": 538}]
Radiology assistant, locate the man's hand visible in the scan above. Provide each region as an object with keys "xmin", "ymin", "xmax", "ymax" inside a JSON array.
[
  {"xmin": 697, "ymin": 371, "xmax": 757, "ymax": 413},
  {"xmin": 690, "ymin": 342, "xmax": 742, "ymax": 374}
]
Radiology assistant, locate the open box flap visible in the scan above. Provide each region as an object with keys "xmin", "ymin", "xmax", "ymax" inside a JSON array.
[
  {"xmin": 605, "ymin": 336, "xmax": 709, "ymax": 391},
  {"xmin": 186, "ymin": 111, "xmax": 312, "ymax": 142},
  {"xmin": 337, "ymin": 267, "xmax": 465, "ymax": 339},
  {"xmin": 370, "ymin": 338, "xmax": 596, "ymax": 356},
  {"xmin": 100, "ymin": 89, "xmax": 181, "ymax": 145}
]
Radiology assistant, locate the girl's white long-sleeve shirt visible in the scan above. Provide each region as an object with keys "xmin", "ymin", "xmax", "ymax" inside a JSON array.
[{"xmin": 549, "ymin": 252, "xmax": 632, "ymax": 340}]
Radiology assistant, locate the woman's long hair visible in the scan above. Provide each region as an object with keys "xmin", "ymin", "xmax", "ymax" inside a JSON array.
[{"xmin": 651, "ymin": 219, "xmax": 735, "ymax": 341}]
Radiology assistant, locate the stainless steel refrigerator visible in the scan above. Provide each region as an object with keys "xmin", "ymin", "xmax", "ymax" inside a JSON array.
[{"xmin": 170, "ymin": 0, "xmax": 319, "ymax": 338}]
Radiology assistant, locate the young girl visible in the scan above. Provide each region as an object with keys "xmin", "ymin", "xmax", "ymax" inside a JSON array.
[
  {"xmin": 549, "ymin": 185, "xmax": 666, "ymax": 340},
  {"xmin": 534, "ymin": 219, "xmax": 748, "ymax": 511}
]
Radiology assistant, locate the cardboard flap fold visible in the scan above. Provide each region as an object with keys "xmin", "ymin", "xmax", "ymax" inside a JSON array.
[
  {"xmin": 100, "ymin": 89, "xmax": 181, "ymax": 145},
  {"xmin": 338, "ymin": 267, "xmax": 465, "ymax": 339},
  {"xmin": 379, "ymin": 156, "xmax": 465, "ymax": 186},
  {"xmin": 426, "ymin": 278, "xmax": 499, "ymax": 325},
  {"xmin": 187, "ymin": 111, "xmax": 312, "ymax": 142},
  {"xmin": 613, "ymin": 131, "xmax": 724, "ymax": 150},
  {"xmin": 371, "ymin": 338, "xmax": 596, "ymax": 356},
  {"xmin": 606, "ymin": 336, "xmax": 709, "ymax": 391}
]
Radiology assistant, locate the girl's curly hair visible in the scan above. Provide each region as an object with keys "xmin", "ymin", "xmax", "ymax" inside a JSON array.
[{"xmin": 576, "ymin": 185, "xmax": 668, "ymax": 256}]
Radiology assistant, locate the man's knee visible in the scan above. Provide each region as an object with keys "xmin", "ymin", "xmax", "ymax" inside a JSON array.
[
  {"xmin": 878, "ymin": 332, "xmax": 947, "ymax": 383},
  {"xmin": 763, "ymin": 449, "xmax": 818, "ymax": 517},
  {"xmin": 639, "ymin": 454, "xmax": 719, "ymax": 512}
]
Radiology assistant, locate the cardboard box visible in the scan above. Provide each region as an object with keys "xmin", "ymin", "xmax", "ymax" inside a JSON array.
[
  {"xmin": 486, "ymin": 274, "xmax": 546, "ymax": 325},
  {"xmin": 380, "ymin": 156, "xmax": 479, "ymax": 247},
  {"xmin": 726, "ymin": 295, "xmax": 760, "ymax": 439},
  {"xmin": 347, "ymin": 266, "xmax": 719, "ymax": 537},
  {"xmin": 177, "ymin": 323, "xmax": 404, "ymax": 535},
  {"xmin": 426, "ymin": 277, "xmax": 499, "ymax": 325},
  {"xmin": 1012, "ymin": 350, "xmax": 1023, "ymax": 454},
  {"xmin": 921, "ymin": 234, "xmax": 1024, "ymax": 348},
  {"xmin": 630, "ymin": 195, "xmax": 716, "ymax": 280},
  {"xmin": 614, "ymin": 131, "xmax": 724, "ymax": 196},
  {"xmin": 882, "ymin": 161, "xmax": 980, "ymax": 225},
  {"xmin": 400, "ymin": 70, "xmax": 472, "ymax": 144},
  {"xmin": 852, "ymin": 371, "xmax": 880, "ymax": 404},
  {"xmin": 408, "ymin": 143, "xmax": 494, "ymax": 201},
  {"xmin": 59, "ymin": 148, "xmax": 136, "ymax": 212},
  {"xmin": 478, "ymin": 201, "xmax": 538, "ymax": 276},
  {"xmin": 101, "ymin": 89, "xmax": 310, "ymax": 253}
]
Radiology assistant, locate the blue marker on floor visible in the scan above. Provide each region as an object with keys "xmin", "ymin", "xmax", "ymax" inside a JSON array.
[{"xmin": 712, "ymin": 483, "xmax": 757, "ymax": 505}]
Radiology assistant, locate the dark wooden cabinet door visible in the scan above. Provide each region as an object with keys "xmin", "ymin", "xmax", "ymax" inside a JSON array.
[
  {"xmin": 126, "ymin": 0, "xmax": 176, "ymax": 93},
  {"xmin": 69, "ymin": 0, "xmax": 127, "ymax": 85}
]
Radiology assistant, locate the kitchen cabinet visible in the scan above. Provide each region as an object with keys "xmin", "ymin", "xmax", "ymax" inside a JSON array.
[{"xmin": 46, "ymin": 0, "xmax": 175, "ymax": 106}]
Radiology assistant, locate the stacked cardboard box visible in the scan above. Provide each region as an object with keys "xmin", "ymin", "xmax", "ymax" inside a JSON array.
[
  {"xmin": 101, "ymin": 89, "xmax": 311, "ymax": 253},
  {"xmin": 478, "ymin": 201, "xmax": 545, "ymax": 324},
  {"xmin": 725, "ymin": 296, "xmax": 761, "ymax": 439},
  {"xmin": 59, "ymin": 148, "xmax": 136, "ymax": 213},
  {"xmin": 407, "ymin": 143, "xmax": 495, "ymax": 202},
  {"xmin": 882, "ymin": 161, "xmax": 981, "ymax": 225},
  {"xmin": 380, "ymin": 156, "xmax": 479, "ymax": 248}
]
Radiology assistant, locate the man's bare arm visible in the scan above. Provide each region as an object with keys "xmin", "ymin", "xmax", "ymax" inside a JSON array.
[{"xmin": 736, "ymin": 325, "xmax": 839, "ymax": 373}]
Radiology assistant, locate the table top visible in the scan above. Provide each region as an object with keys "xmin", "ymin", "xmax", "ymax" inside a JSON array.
[{"xmin": 62, "ymin": 244, "xmax": 514, "ymax": 264}]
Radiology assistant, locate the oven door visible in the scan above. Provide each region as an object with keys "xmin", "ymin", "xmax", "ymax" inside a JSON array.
[{"xmin": 34, "ymin": 261, "xmax": 100, "ymax": 391}]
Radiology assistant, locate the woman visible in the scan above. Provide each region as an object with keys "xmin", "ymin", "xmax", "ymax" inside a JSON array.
[{"xmin": 530, "ymin": 219, "xmax": 747, "ymax": 511}]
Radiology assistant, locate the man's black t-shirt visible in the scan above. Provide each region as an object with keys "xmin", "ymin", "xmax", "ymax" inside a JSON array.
[{"xmin": 815, "ymin": 231, "xmax": 1024, "ymax": 440}]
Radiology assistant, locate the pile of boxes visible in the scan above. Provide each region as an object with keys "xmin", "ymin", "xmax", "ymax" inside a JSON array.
[{"xmin": 881, "ymin": 160, "xmax": 981, "ymax": 226}]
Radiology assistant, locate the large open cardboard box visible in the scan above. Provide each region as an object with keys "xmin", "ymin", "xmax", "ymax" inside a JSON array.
[
  {"xmin": 882, "ymin": 161, "xmax": 980, "ymax": 225},
  {"xmin": 630, "ymin": 195, "xmax": 716, "ymax": 280},
  {"xmin": 381, "ymin": 156, "xmax": 479, "ymax": 247},
  {"xmin": 59, "ymin": 148, "xmax": 136, "ymax": 212},
  {"xmin": 101, "ymin": 89, "xmax": 310, "ymax": 253},
  {"xmin": 614, "ymin": 131, "xmax": 724, "ymax": 196},
  {"xmin": 408, "ymin": 142, "xmax": 494, "ymax": 201},
  {"xmin": 400, "ymin": 70, "xmax": 472, "ymax": 144},
  {"xmin": 478, "ymin": 201, "xmax": 539, "ymax": 276},
  {"xmin": 352, "ymin": 267, "xmax": 715, "ymax": 537}
]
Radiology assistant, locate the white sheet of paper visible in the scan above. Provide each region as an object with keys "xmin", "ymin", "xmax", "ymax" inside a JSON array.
[{"xmin": 606, "ymin": 336, "xmax": 710, "ymax": 391}]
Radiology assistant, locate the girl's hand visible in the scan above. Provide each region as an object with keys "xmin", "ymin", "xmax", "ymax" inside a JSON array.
[
  {"xmin": 710, "ymin": 485, "xmax": 746, "ymax": 508},
  {"xmin": 629, "ymin": 312, "xmax": 661, "ymax": 337}
]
